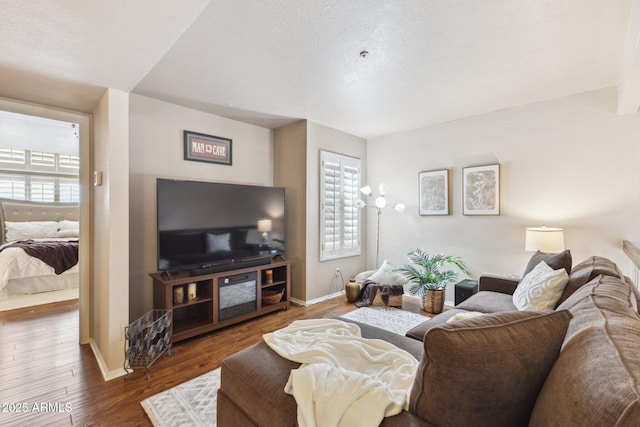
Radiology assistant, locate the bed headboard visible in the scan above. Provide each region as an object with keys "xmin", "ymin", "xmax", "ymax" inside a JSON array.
[{"xmin": 0, "ymin": 199, "xmax": 79, "ymax": 244}]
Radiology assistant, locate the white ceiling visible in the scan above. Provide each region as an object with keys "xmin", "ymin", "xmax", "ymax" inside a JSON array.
[{"xmin": 1, "ymin": 1, "xmax": 639, "ymax": 139}]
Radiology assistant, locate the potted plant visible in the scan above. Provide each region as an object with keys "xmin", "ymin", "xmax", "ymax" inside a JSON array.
[{"xmin": 395, "ymin": 249, "xmax": 469, "ymax": 314}]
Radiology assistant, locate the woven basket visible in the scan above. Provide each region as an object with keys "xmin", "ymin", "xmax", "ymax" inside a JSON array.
[
  {"xmin": 262, "ymin": 289, "xmax": 284, "ymax": 305},
  {"xmin": 372, "ymin": 288, "xmax": 403, "ymax": 308},
  {"xmin": 421, "ymin": 289, "xmax": 445, "ymax": 314}
]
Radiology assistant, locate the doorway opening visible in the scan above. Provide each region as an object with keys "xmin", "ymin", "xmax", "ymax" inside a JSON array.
[{"xmin": 0, "ymin": 98, "xmax": 90, "ymax": 343}]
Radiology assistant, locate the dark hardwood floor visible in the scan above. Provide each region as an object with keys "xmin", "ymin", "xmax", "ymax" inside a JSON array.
[{"xmin": 0, "ymin": 295, "xmax": 424, "ymax": 426}]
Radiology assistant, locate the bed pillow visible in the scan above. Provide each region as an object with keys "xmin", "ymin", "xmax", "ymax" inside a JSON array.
[
  {"xmin": 409, "ymin": 310, "xmax": 572, "ymax": 427},
  {"xmin": 5, "ymin": 221, "xmax": 59, "ymax": 241},
  {"xmin": 55, "ymin": 229, "xmax": 79, "ymax": 238},
  {"xmin": 58, "ymin": 220, "xmax": 79, "ymax": 232},
  {"xmin": 513, "ymin": 261, "xmax": 569, "ymax": 311}
]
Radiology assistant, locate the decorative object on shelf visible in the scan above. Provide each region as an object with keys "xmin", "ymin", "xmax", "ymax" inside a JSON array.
[
  {"xmin": 419, "ymin": 169, "xmax": 449, "ymax": 215},
  {"xmin": 525, "ymin": 226, "xmax": 565, "ymax": 253},
  {"xmin": 462, "ymin": 164, "xmax": 500, "ymax": 215},
  {"xmin": 173, "ymin": 286, "xmax": 184, "ymax": 304},
  {"xmin": 345, "ymin": 279, "xmax": 361, "ymax": 303},
  {"xmin": 183, "ymin": 130, "xmax": 232, "ymax": 165},
  {"xmin": 395, "ymin": 248, "xmax": 469, "ymax": 314},
  {"xmin": 258, "ymin": 219, "xmax": 272, "ymax": 243},
  {"xmin": 262, "ymin": 288, "xmax": 284, "ymax": 305},
  {"xmin": 265, "ymin": 269, "xmax": 273, "ymax": 284},
  {"xmin": 356, "ymin": 183, "xmax": 406, "ymax": 267},
  {"xmin": 187, "ymin": 283, "xmax": 197, "ymax": 301}
]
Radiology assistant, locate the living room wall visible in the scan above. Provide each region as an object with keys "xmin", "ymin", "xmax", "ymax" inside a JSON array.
[
  {"xmin": 273, "ymin": 120, "xmax": 368, "ymax": 304},
  {"xmin": 366, "ymin": 87, "xmax": 640, "ymax": 303},
  {"xmin": 128, "ymin": 94, "xmax": 273, "ymax": 320}
]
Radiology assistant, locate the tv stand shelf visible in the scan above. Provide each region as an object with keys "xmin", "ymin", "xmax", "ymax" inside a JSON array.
[{"xmin": 150, "ymin": 260, "xmax": 290, "ymax": 343}]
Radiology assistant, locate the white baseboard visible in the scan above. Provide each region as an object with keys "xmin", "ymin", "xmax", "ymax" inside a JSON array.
[
  {"xmin": 291, "ymin": 290, "xmax": 345, "ymax": 306},
  {"xmin": 0, "ymin": 288, "xmax": 78, "ymax": 312},
  {"xmin": 89, "ymin": 339, "xmax": 128, "ymax": 382}
]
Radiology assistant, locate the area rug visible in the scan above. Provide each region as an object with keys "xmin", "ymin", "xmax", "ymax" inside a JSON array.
[
  {"xmin": 140, "ymin": 306, "xmax": 428, "ymax": 427},
  {"xmin": 141, "ymin": 368, "xmax": 220, "ymax": 427},
  {"xmin": 338, "ymin": 306, "xmax": 429, "ymax": 335}
]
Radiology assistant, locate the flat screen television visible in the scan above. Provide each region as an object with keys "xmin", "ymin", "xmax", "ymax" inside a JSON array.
[{"xmin": 156, "ymin": 178, "xmax": 286, "ymax": 274}]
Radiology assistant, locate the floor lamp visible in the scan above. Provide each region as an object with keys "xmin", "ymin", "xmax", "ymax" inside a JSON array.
[{"xmin": 356, "ymin": 183, "xmax": 405, "ymax": 268}]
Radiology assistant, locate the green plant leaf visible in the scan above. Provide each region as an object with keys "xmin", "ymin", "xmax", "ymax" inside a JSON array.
[{"xmin": 394, "ymin": 248, "xmax": 469, "ymax": 295}]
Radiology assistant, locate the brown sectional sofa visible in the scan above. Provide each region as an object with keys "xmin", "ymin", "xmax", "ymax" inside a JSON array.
[{"xmin": 217, "ymin": 255, "xmax": 640, "ymax": 426}]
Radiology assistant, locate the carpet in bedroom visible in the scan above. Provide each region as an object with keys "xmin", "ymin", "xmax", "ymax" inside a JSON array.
[{"xmin": 140, "ymin": 306, "xmax": 429, "ymax": 427}]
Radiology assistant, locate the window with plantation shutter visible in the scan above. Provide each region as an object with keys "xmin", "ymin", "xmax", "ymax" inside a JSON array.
[
  {"xmin": 59, "ymin": 178, "xmax": 80, "ymax": 202},
  {"xmin": 30, "ymin": 176, "xmax": 56, "ymax": 202},
  {"xmin": 0, "ymin": 148, "xmax": 26, "ymax": 166},
  {"xmin": 0, "ymin": 146, "xmax": 79, "ymax": 202},
  {"xmin": 320, "ymin": 151, "xmax": 361, "ymax": 261},
  {"xmin": 0, "ymin": 174, "xmax": 26, "ymax": 200}
]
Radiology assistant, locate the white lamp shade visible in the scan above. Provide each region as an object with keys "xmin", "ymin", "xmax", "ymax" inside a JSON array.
[
  {"xmin": 360, "ymin": 185, "xmax": 372, "ymax": 195},
  {"xmin": 525, "ymin": 227, "xmax": 565, "ymax": 253},
  {"xmin": 394, "ymin": 203, "xmax": 406, "ymax": 213},
  {"xmin": 257, "ymin": 219, "xmax": 272, "ymax": 232},
  {"xmin": 378, "ymin": 183, "xmax": 388, "ymax": 195},
  {"xmin": 355, "ymin": 199, "xmax": 366, "ymax": 208},
  {"xmin": 375, "ymin": 196, "xmax": 387, "ymax": 208}
]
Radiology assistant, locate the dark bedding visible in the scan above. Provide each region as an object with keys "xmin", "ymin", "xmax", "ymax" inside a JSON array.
[{"xmin": 1, "ymin": 240, "xmax": 79, "ymax": 274}]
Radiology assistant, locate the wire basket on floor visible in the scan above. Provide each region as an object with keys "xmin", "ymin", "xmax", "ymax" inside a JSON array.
[{"xmin": 124, "ymin": 309, "xmax": 172, "ymax": 379}]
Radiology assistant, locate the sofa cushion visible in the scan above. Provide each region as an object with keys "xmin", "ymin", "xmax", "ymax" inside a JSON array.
[
  {"xmin": 530, "ymin": 275, "xmax": 640, "ymax": 426},
  {"xmin": 522, "ymin": 249, "xmax": 572, "ymax": 277},
  {"xmin": 512, "ymin": 261, "xmax": 569, "ymax": 311},
  {"xmin": 557, "ymin": 255, "xmax": 624, "ymax": 306},
  {"xmin": 335, "ymin": 318, "xmax": 425, "ymax": 359},
  {"xmin": 409, "ymin": 310, "xmax": 572, "ymax": 427},
  {"xmin": 220, "ymin": 320, "xmax": 426, "ymax": 426},
  {"xmin": 455, "ymin": 290, "xmax": 517, "ymax": 313},
  {"xmin": 405, "ymin": 308, "xmax": 469, "ymax": 341}
]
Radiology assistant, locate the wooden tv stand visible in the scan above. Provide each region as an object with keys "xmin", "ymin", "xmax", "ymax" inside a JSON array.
[{"xmin": 150, "ymin": 259, "xmax": 290, "ymax": 343}]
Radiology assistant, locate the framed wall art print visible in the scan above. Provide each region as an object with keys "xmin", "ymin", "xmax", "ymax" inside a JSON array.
[
  {"xmin": 184, "ymin": 130, "xmax": 232, "ymax": 165},
  {"xmin": 419, "ymin": 169, "xmax": 449, "ymax": 215},
  {"xmin": 463, "ymin": 164, "xmax": 500, "ymax": 215}
]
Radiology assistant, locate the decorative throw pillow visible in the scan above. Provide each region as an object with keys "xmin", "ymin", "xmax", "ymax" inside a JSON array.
[
  {"xmin": 5, "ymin": 221, "xmax": 59, "ymax": 241},
  {"xmin": 446, "ymin": 311, "xmax": 485, "ymax": 323},
  {"xmin": 368, "ymin": 260, "xmax": 407, "ymax": 285},
  {"xmin": 513, "ymin": 261, "xmax": 569, "ymax": 311},
  {"xmin": 409, "ymin": 310, "xmax": 572, "ymax": 427},
  {"xmin": 522, "ymin": 249, "xmax": 572, "ymax": 277},
  {"xmin": 206, "ymin": 233, "xmax": 231, "ymax": 252}
]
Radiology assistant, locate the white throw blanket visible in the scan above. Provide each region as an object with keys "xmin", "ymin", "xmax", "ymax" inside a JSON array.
[{"xmin": 263, "ymin": 319, "xmax": 419, "ymax": 427}]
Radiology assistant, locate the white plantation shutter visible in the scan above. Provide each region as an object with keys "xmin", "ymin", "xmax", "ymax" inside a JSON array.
[
  {"xmin": 320, "ymin": 151, "xmax": 361, "ymax": 260},
  {"xmin": 0, "ymin": 174, "xmax": 26, "ymax": 199},
  {"xmin": 0, "ymin": 147, "xmax": 79, "ymax": 202},
  {"xmin": 0, "ymin": 148, "xmax": 26, "ymax": 165},
  {"xmin": 59, "ymin": 178, "xmax": 80, "ymax": 202},
  {"xmin": 30, "ymin": 176, "xmax": 56, "ymax": 202}
]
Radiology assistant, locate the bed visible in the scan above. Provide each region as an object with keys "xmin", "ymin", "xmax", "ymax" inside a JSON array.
[{"xmin": 0, "ymin": 199, "xmax": 79, "ymax": 309}]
